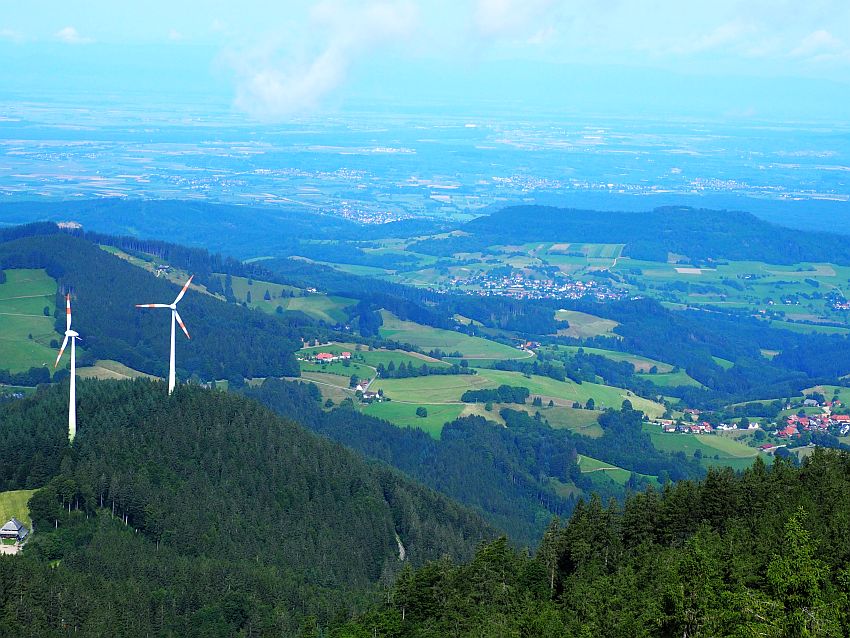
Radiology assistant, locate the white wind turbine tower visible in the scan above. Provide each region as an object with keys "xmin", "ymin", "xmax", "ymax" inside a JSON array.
[
  {"xmin": 136, "ymin": 276, "xmax": 193, "ymax": 395},
  {"xmin": 54, "ymin": 294, "xmax": 81, "ymax": 443}
]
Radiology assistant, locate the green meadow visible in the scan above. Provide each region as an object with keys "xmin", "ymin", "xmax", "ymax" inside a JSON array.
[
  {"xmin": 361, "ymin": 401, "xmax": 465, "ymax": 439},
  {"xmin": 554, "ymin": 310, "xmax": 620, "ymax": 339},
  {"xmin": 0, "ymin": 489, "xmax": 34, "ymax": 527},
  {"xmin": 0, "ymin": 269, "xmax": 60, "ymax": 373},
  {"xmin": 379, "ymin": 311, "xmax": 526, "ymax": 361},
  {"xmin": 370, "ymin": 367, "xmax": 665, "ymax": 417},
  {"xmin": 643, "ymin": 424, "xmax": 760, "ymax": 471},
  {"xmin": 577, "ymin": 454, "xmax": 659, "ymax": 487}
]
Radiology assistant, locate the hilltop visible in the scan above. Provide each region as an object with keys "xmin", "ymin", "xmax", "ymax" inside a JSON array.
[
  {"xmin": 0, "ymin": 379, "xmax": 491, "ymax": 635},
  {"xmin": 411, "ymin": 205, "xmax": 850, "ymax": 265}
]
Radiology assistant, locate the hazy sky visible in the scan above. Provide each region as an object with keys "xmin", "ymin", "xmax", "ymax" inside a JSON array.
[{"xmin": 2, "ymin": 0, "xmax": 849, "ymax": 121}]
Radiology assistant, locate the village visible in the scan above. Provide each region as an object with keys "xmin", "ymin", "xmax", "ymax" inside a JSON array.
[
  {"xmin": 448, "ymin": 271, "xmax": 627, "ymax": 302},
  {"xmin": 650, "ymin": 396, "xmax": 850, "ymax": 457}
]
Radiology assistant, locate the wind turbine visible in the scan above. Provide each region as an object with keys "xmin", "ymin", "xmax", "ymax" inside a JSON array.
[
  {"xmin": 136, "ymin": 276, "xmax": 193, "ymax": 395},
  {"xmin": 54, "ymin": 294, "xmax": 81, "ymax": 443}
]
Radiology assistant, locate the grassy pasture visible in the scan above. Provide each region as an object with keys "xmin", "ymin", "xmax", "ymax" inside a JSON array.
[
  {"xmin": 769, "ymin": 320, "xmax": 850, "ymax": 336},
  {"xmin": 537, "ymin": 406, "xmax": 604, "ymax": 438},
  {"xmin": 300, "ymin": 371, "xmax": 354, "ymax": 391},
  {"xmin": 0, "ymin": 269, "xmax": 60, "ymax": 373},
  {"xmin": 379, "ymin": 311, "xmax": 526, "ymax": 360},
  {"xmin": 77, "ymin": 360, "xmax": 156, "ymax": 381},
  {"xmin": 554, "ymin": 310, "xmax": 619, "ymax": 339},
  {"xmin": 371, "ymin": 374, "xmax": 493, "ymax": 403},
  {"xmin": 476, "ymin": 369, "xmax": 666, "ymax": 418},
  {"xmin": 361, "ymin": 401, "xmax": 465, "ymax": 439},
  {"xmin": 577, "ymin": 455, "xmax": 659, "ymax": 487},
  {"xmin": 712, "ymin": 356, "xmax": 734, "ymax": 370},
  {"xmin": 639, "ymin": 370, "xmax": 704, "ymax": 388},
  {"xmin": 299, "ymin": 360, "xmax": 375, "ymax": 379},
  {"xmin": 228, "ymin": 275, "xmax": 355, "ymax": 324},
  {"xmin": 300, "ymin": 342, "xmax": 448, "ymax": 369},
  {"xmin": 371, "ymin": 368, "xmax": 663, "ymax": 417},
  {"xmin": 558, "ymin": 345, "xmax": 673, "ymax": 373},
  {"xmin": 643, "ymin": 424, "xmax": 759, "ymax": 471},
  {"xmin": 0, "ymin": 490, "xmax": 34, "ymax": 527}
]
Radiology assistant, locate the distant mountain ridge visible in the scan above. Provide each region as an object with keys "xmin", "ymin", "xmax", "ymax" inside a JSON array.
[
  {"xmin": 0, "ymin": 199, "xmax": 443, "ymax": 258},
  {"xmin": 411, "ymin": 205, "xmax": 850, "ymax": 265}
]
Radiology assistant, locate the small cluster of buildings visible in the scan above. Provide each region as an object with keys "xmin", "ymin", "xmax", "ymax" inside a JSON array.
[{"xmin": 304, "ymin": 351, "xmax": 352, "ymax": 363}]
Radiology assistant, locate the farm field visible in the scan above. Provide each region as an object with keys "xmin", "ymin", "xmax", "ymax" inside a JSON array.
[
  {"xmin": 297, "ymin": 372, "xmax": 353, "ymax": 404},
  {"xmin": 476, "ymin": 369, "xmax": 666, "ymax": 417},
  {"xmin": 536, "ymin": 406, "xmax": 604, "ymax": 438},
  {"xmin": 0, "ymin": 489, "xmax": 34, "ymax": 527},
  {"xmin": 370, "ymin": 368, "xmax": 665, "ymax": 417},
  {"xmin": 554, "ymin": 310, "xmax": 619, "ymax": 339},
  {"xmin": 643, "ymin": 425, "xmax": 760, "ymax": 471},
  {"xmin": 77, "ymin": 360, "xmax": 157, "ymax": 381},
  {"xmin": 378, "ymin": 311, "xmax": 527, "ymax": 361},
  {"xmin": 0, "ymin": 268, "xmax": 60, "ymax": 373},
  {"xmin": 639, "ymin": 369, "xmax": 704, "ymax": 388},
  {"xmin": 371, "ymin": 373, "xmax": 492, "ymax": 404},
  {"xmin": 802, "ymin": 384, "xmax": 846, "ymax": 398}
]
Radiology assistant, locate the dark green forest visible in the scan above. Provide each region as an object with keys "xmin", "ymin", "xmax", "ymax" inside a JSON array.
[
  {"xmin": 0, "ymin": 379, "xmax": 490, "ymax": 635},
  {"xmin": 335, "ymin": 449, "xmax": 850, "ymax": 637}
]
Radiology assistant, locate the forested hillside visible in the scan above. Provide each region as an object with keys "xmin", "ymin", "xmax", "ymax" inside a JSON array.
[
  {"xmin": 337, "ymin": 449, "xmax": 850, "ymax": 637},
  {"xmin": 242, "ymin": 379, "xmax": 703, "ymax": 544},
  {"xmin": 0, "ymin": 232, "xmax": 308, "ymax": 380},
  {"xmin": 0, "ymin": 379, "xmax": 490, "ymax": 635},
  {"xmin": 411, "ymin": 205, "xmax": 850, "ymax": 265}
]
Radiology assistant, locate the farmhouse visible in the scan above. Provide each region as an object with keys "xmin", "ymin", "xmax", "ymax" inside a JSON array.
[{"xmin": 0, "ymin": 518, "xmax": 29, "ymax": 542}]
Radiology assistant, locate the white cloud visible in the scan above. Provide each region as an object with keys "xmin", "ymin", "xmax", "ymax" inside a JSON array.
[
  {"xmin": 790, "ymin": 29, "xmax": 845, "ymax": 58},
  {"xmin": 55, "ymin": 26, "xmax": 93, "ymax": 45},
  {"xmin": 229, "ymin": 0, "xmax": 418, "ymax": 120},
  {"xmin": 473, "ymin": 0, "xmax": 554, "ymax": 38},
  {"xmin": 0, "ymin": 28, "xmax": 24, "ymax": 43}
]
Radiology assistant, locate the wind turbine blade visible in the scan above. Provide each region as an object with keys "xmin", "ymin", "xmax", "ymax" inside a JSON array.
[
  {"xmin": 174, "ymin": 310, "xmax": 190, "ymax": 339},
  {"xmin": 173, "ymin": 275, "xmax": 194, "ymax": 304},
  {"xmin": 55, "ymin": 335, "xmax": 69, "ymax": 368},
  {"xmin": 65, "ymin": 294, "xmax": 72, "ymax": 331},
  {"xmin": 136, "ymin": 303, "xmax": 170, "ymax": 308}
]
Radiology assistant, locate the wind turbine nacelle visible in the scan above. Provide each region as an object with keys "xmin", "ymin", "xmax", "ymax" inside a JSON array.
[{"xmin": 66, "ymin": 330, "xmax": 79, "ymax": 338}]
